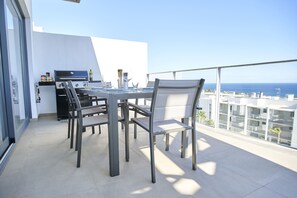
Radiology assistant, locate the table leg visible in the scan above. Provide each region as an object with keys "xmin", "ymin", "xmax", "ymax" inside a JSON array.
[
  {"xmin": 108, "ymin": 96, "xmax": 120, "ymax": 176},
  {"xmin": 123, "ymin": 100, "xmax": 129, "ymax": 162}
]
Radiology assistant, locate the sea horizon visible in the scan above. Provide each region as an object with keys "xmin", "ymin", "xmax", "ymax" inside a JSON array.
[{"xmin": 203, "ymin": 83, "xmax": 297, "ymax": 97}]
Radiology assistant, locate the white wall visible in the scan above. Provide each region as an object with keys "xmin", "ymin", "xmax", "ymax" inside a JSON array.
[
  {"xmin": 18, "ymin": 0, "xmax": 38, "ymax": 119},
  {"xmin": 36, "ymin": 86, "xmax": 56, "ymax": 114},
  {"xmin": 33, "ymin": 32, "xmax": 101, "ymax": 82},
  {"xmin": 91, "ymin": 37, "xmax": 148, "ymax": 87},
  {"xmin": 32, "ymin": 32, "xmax": 148, "ymax": 115}
]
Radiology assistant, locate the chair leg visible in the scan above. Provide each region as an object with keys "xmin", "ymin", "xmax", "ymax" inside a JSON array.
[
  {"xmin": 191, "ymin": 128, "xmax": 197, "ymax": 170},
  {"xmin": 181, "ymin": 118, "xmax": 189, "ymax": 158},
  {"xmin": 75, "ymin": 120, "xmax": 79, "ymax": 151},
  {"xmin": 165, "ymin": 134, "xmax": 169, "ymax": 151},
  {"xmin": 92, "ymin": 126, "xmax": 95, "ymax": 134},
  {"xmin": 125, "ymin": 126, "xmax": 129, "ymax": 162},
  {"xmin": 121, "ymin": 102, "xmax": 124, "ymax": 130},
  {"xmin": 70, "ymin": 110, "xmax": 75, "ymax": 149},
  {"xmin": 134, "ymin": 111, "xmax": 137, "ymax": 139},
  {"xmin": 149, "ymin": 133, "xmax": 156, "ymax": 183},
  {"xmin": 181, "ymin": 130, "xmax": 187, "ymax": 158},
  {"xmin": 67, "ymin": 114, "xmax": 71, "ymax": 139},
  {"xmin": 134, "ymin": 124, "xmax": 137, "ymax": 139},
  {"xmin": 77, "ymin": 123, "xmax": 83, "ymax": 168},
  {"xmin": 99, "ymin": 125, "xmax": 101, "ymax": 134},
  {"xmin": 123, "ymin": 102, "xmax": 129, "ymax": 162}
]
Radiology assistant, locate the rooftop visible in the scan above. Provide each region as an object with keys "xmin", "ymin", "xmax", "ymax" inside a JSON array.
[{"xmin": 1, "ymin": 116, "xmax": 297, "ymax": 197}]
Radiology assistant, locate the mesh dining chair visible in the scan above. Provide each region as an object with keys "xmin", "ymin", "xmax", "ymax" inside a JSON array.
[
  {"xmin": 129, "ymin": 78, "xmax": 205, "ymax": 183},
  {"xmin": 63, "ymin": 82, "xmax": 106, "ymax": 149},
  {"xmin": 67, "ymin": 81, "xmax": 109, "ymax": 167}
]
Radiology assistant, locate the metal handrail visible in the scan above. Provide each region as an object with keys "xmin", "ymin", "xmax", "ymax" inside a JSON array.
[
  {"xmin": 148, "ymin": 59, "xmax": 297, "ymax": 75},
  {"xmin": 147, "ymin": 59, "xmax": 297, "ymax": 129}
]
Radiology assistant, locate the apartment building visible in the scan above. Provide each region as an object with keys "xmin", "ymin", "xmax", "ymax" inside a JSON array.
[{"xmin": 199, "ymin": 93, "xmax": 297, "ymax": 148}]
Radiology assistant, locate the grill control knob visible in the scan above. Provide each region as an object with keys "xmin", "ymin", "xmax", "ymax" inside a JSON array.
[{"xmin": 75, "ymin": 83, "xmax": 79, "ymax": 87}]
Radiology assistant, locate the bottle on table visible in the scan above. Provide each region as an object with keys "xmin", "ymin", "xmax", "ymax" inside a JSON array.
[
  {"xmin": 89, "ymin": 69, "xmax": 93, "ymax": 81},
  {"xmin": 123, "ymin": 72, "xmax": 128, "ymax": 89},
  {"xmin": 118, "ymin": 69, "xmax": 123, "ymax": 88}
]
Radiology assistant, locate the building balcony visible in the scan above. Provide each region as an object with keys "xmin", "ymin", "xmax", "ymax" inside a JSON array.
[
  {"xmin": 247, "ymin": 116, "xmax": 267, "ymax": 121},
  {"xmin": 1, "ymin": 116, "xmax": 297, "ymax": 197},
  {"xmin": 269, "ymin": 119, "xmax": 294, "ymax": 127}
]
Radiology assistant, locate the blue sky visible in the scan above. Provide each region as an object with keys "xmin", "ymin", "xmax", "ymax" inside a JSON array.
[{"xmin": 32, "ymin": 0, "xmax": 297, "ymax": 83}]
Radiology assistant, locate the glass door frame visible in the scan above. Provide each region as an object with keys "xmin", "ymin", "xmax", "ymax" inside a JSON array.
[
  {"xmin": 0, "ymin": 40, "xmax": 11, "ymax": 159},
  {"xmin": 0, "ymin": 0, "xmax": 15, "ymax": 173},
  {"xmin": 6, "ymin": 0, "xmax": 31, "ymax": 137}
]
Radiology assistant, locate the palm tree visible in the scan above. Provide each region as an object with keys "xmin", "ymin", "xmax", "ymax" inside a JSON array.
[
  {"xmin": 269, "ymin": 127, "xmax": 282, "ymax": 144},
  {"xmin": 197, "ymin": 111, "xmax": 207, "ymax": 124}
]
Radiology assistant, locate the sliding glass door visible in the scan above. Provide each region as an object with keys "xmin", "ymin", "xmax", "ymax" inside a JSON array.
[
  {"xmin": 0, "ymin": 47, "xmax": 9, "ymax": 159},
  {"xmin": 5, "ymin": 0, "xmax": 28, "ymax": 137},
  {"xmin": 0, "ymin": 0, "xmax": 29, "ymax": 162}
]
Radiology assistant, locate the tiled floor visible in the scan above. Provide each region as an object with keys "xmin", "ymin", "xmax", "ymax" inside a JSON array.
[{"xmin": 1, "ymin": 115, "xmax": 297, "ymax": 198}]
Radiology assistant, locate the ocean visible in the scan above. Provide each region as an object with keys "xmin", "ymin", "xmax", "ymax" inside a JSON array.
[{"xmin": 203, "ymin": 83, "xmax": 297, "ymax": 97}]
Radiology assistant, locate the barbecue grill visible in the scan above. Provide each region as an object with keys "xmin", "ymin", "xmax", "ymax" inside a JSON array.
[{"xmin": 54, "ymin": 70, "xmax": 88, "ymax": 120}]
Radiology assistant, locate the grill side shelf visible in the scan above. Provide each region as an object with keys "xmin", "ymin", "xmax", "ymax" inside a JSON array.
[{"xmin": 38, "ymin": 81, "xmax": 55, "ymax": 86}]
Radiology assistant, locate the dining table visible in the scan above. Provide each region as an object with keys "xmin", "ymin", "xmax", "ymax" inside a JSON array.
[{"xmin": 79, "ymin": 86, "xmax": 153, "ymax": 177}]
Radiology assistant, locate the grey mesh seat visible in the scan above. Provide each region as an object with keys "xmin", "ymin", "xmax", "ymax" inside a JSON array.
[
  {"xmin": 67, "ymin": 81, "xmax": 111, "ymax": 167},
  {"xmin": 129, "ymin": 78, "xmax": 205, "ymax": 183},
  {"xmin": 63, "ymin": 82, "xmax": 106, "ymax": 149}
]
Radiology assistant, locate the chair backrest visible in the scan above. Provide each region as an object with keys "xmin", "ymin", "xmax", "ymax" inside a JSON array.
[
  {"xmin": 150, "ymin": 78, "xmax": 205, "ymax": 122},
  {"xmin": 63, "ymin": 82, "xmax": 75, "ymax": 106},
  {"xmin": 67, "ymin": 81, "xmax": 82, "ymax": 110}
]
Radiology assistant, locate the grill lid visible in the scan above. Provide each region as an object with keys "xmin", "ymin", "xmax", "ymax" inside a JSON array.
[{"xmin": 54, "ymin": 70, "xmax": 88, "ymax": 81}]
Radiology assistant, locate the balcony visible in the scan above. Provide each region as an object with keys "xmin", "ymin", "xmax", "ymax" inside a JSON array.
[
  {"xmin": 0, "ymin": 116, "xmax": 297, "ymax": 197},
  {"xmin": 1, "ymin": 1, "xmax": 297, "ymax": 197}
]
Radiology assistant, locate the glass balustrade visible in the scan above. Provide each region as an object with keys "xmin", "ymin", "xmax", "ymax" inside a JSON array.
[{"xmin": 147, "ymin": 60, "xmax": 297, "ymax": 148}]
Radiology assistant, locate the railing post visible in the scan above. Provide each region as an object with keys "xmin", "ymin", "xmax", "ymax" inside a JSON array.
[
  {"xmin": 244, "ymin": 105, "xmax": 248, "ymax": 135},
  {"xmin": 173, "ymin": 71, "xmax": 176, "ymax": 80},
  {"xmin": 147, "ymin": 74, "xmax": 150, "ymax": 83},
  {"xmin": 215, "ymin": 67, "xmax": 221, "ymax": 129},
  {"xmin": 227, "ymin": 103, "xmax": 230, "ymax": 130},
  {"xmin": 265, "ymin": 108, "xmax": 270, "ymax": 141}
]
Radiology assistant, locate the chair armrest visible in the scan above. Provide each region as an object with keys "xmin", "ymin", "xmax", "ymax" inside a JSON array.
[
  {"xmin": 79, "ymin": 98, "xmax": 107, "ymax": 104},
  {"xmin": 128, "ymin": 102, "xmax": 151, "ymax": 116},
  {"xmin": 76, "ymin": 105, "xmax": 106, "ymax": 111},
  {"xmin": 196, "ymin": 106, "xmax": 202, "ymax": 110}
]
